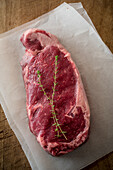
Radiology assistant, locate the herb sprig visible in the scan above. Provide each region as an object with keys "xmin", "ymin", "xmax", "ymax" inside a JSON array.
[{"xmin": 37, "ymin": 55, "xmax": 67, "ymax": 140}]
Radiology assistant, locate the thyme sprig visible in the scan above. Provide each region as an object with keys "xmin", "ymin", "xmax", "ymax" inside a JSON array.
[{"xmin": 37, "ymin": 55, "xmax": 67, "ymax": 140}]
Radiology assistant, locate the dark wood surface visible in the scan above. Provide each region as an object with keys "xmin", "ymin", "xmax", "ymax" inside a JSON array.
[{"xmin": 0, "ymin": 0, "xmax": 113, "ymax": 169}]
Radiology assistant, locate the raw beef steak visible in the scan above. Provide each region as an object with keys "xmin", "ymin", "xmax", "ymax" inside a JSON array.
[{"xmin": 20, "ymin": 29, "xmax": 90, "ymax": 156}]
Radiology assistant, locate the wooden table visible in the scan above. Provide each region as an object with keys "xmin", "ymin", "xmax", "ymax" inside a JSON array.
[{"xmin": 0, "ymin": 0, "xmax": 113, "ymax": 169}]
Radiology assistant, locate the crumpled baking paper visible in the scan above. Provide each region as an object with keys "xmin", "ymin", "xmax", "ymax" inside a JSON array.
[{"xmin": 0, "ymin": 2, "xmax": 113, "ymax": 170}]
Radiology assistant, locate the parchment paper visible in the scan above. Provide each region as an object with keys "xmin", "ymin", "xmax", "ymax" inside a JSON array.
[{"xmin": 0, "ymin": 2, "xmax": 113, "ymax": 170}]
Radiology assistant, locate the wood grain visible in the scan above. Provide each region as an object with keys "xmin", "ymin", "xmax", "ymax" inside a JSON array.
[{"xmin": 0, "ymin": 0, "xmax": 113, "ymax": 169}]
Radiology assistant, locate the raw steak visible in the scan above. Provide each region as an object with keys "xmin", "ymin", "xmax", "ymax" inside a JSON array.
[{"xmin": 20, "ymin": 28, "xmax": 90, "ymax": 156}]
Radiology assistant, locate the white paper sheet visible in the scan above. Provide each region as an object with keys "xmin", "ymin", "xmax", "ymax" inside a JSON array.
[{"xmin": 0, "ymin": 3, "xmax": 113, "ymax": 170}]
